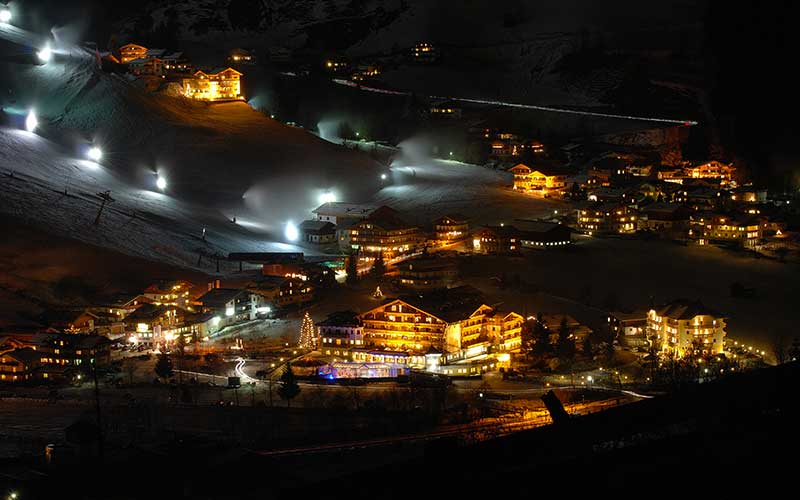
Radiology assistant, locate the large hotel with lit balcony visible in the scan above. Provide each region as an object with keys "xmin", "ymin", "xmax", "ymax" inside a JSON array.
[
  {"xmin": 647, "ymin": 299, "xmax": 726, "ymax": 357},
  {"xmin": 351, "ymin": 286, "xmax": 523, "ymax": 372}
]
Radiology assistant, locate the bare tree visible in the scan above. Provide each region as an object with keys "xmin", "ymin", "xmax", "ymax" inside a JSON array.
[{"xmin": 772, "ymin": 331, "xmax": 788, "ymax": 364}]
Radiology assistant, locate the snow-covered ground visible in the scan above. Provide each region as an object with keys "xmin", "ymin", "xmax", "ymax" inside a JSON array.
[{"xmin": 0, "ymin": 22, "xmax": 557, "ymax": 273}]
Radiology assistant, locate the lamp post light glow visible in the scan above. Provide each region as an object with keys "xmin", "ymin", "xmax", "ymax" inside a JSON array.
[
  {"xmin": 380, "ymin": 173, "xmax": 387, "ymax": 180},
  {"xmin": 87, "ymin": 146, "xmax": 102, "ymax": 162},
  {"xmin": 0, "ymin": 8, "xmax": 12, "ymax": 24},
  {"xmin": 37, "ymin": 44, "xmax": 52, "ymax": 63},
  {"xmin": 156, "ymin": 175, "xmax": 167, "ymax": 191},
  {"xmin": 25, "ymin": 109, "xmax": 38, "ymax": 132}
]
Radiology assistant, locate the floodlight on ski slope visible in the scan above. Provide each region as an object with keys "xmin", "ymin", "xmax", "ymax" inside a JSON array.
[
  {"xmin": 37, "ymin": 44, "xmax": 52, "ymax": 63},
  {"xmin": 87, "ymin": 146, "xmax": 102, "ymax": 162},
  {"xmin": 25, "ymin": 109, "xmax": 37, "ymax": 132},
  {"xmin": 0, "ymin": 8, "xmax": 12, "ymax": 24},
  {"xmin": 285, "ymin": 221, "xmax": 299, "ymax": 242},
  {"xmin": 156, "ymin": 175, "xmax": 167, "ymax": 191}
]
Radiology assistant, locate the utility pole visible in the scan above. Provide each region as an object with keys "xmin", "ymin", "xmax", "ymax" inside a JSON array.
[{"xmin": 94, "ymin": 190, "xmax": 115, "ymax": 226}]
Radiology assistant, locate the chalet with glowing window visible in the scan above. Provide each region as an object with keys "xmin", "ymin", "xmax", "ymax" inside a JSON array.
[
  {"xmin": 143, "ymin": 280, "xmax": 195, "ymax": 309},
  {"xmin": 687, "ymin": 161, "xmax": 736, "ymax": 185},
  {"xmin": 198, "ymin": 288, "xmax": 260, "ymax": 327},
  {"xmin": 647, "ymin": 299, "xmax": 726, "ymax": 357},
  {"xmin": 349, "ymin": 206, "xmax": 423, "ymax": 259},
  {"xmin": 228, "ymin": 48, "xmax": 256, "ymax": 65},
  {"xmin": 0, "ymin": 348, "xmax": 39, "ymax": 383},
  {"xmin": 576, "ymin": 203, "xmax": 637, "ymax": 235},
  {"xmin": 318, "ymin": 311, "xmax": 364, "ymax": 358},
  {"xmin": 472, "ymin": 225, "xmax": 520, "ymax": 254},
  {"xmin": 411, "ymin": 42, "xmax": 438, "ymax": 63},
  {"xmin": 434, "ymin": 214, "xmax": 469, "ymax": 244},
  {"xmin": 395, "ymin": 257, "xmax": 460, "ymax": 291},
  {"xmin": 510, "ymin": 163, "xmax": 569, "ymax": 195},
  {"xmin": 182, "ymin": 67, "xmax": 243, "ymax": 101},
  {"xmin": 118, "ymin": 43, "xmax": 148, "ymax": 64},
  {"xmin": 689, "ymin": 212, "xmax": 762, "ymax": 248},
  {"xmin": 129, "ymin": 56, "xmax": 165, "ymax": 76}
]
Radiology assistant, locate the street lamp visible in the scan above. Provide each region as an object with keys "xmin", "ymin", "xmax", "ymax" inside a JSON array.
[
  {"xmin": 156, "ymin": 175, "xmax": 167, "ymax": 191},
  {"xmin": 1, "ymin": 7, "xmax": 12, "ymax": 24}
]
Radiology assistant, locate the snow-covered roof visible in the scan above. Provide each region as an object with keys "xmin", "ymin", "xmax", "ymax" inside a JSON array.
[
  {"xmin": 312, "ymin": 202, "xmax": 378, "ymax": 218},
  {"xmin": 299, "ymin": 220, "xmax": 336, "ymax": 234},
  {"xmin": 146, "ymin": 48, "xmax": 166, "ymax": 57}
]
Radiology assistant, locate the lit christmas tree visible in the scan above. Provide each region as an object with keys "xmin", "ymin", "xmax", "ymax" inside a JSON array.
[{"xmin": 298, "ymin": 312, "xmax": 316, "ymax": 349}]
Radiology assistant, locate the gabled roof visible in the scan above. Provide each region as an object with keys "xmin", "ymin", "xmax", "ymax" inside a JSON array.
[
  {"xmin": 299, "ymin": 220, "xmax": 336, "ymax": 234},
  {"xmin": 125, "ymin": 303, "xmax": 177, "ymax": 322},
  {"xmin": 435, "ymin": 214, "xmax": 468, "ymax": 224},
  {"xmin": 509, "ymin": 163, "xmax": 532, "ymax": 173},
  {"xmin": 397, "ymin": 285, "xmax": 486, "ymax": 323},
  {"xmin": 120, "ymin": 43, "xmax": 147, "ymax": 51},
  {"xmin": 209, "ymin": 67, "xmax": 242, "ymax": 76},
  {"xmin": 655, "ymin": 299, "xmax": 723, "ymax": 320},
  {"xmin": 39, "ymin": 310, "xmax": 98, "ymax": 327},
  {"xmin": 317, "ymin": 311, "xmax": 362, "ymax": 327},
  {"xmin": 360, "ymin": 206, "xmax": 415, "ymax": 232},
  {"xmin": 3, "ymin": 348, "xmax": 39, "ymax": 365},
  {"xmin": 146, "ymin": 48, "xmax": 166, "ymax": 57},
  {"xmin": 198, "ymin": 289, "xmax": 249, "ymax": 308}
]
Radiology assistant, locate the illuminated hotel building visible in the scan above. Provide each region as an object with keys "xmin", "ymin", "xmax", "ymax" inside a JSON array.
[
  {"xmin": 576, "ymin": 203, "xmax": 637, "ymax": 234},
  {"xmin": 118, "ymin": 43, "xmax": 148, "ymax": 64},
  {"xmin": 182, "ymin": 68, "xmax": 243, "ymax": 101},
  {"xmin": 355, "ymin": 286, "xmax": 523, "ymax": 369},
  {"xmin": 647, "ymin": 300, "xmax": 726, "ymax": 357},
  {"xmin": 349, "ymin": 206, "xmax": 423, "ymax": 259},
  {"xmin": 509, "ymin": 163, "xmax": 568, "ymax": 194},
  {"xmin": 689, "ymin": 212, "xmax": 762, "ymax": 248}
]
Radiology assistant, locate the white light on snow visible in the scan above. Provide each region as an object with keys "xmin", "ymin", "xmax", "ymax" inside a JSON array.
[
  {"xmin": 37, "ymin": 45, "xmax": 52, "ymax": 63},
  {"xmin": 25, "ymin": 109, "xmax": 38, "ymax": 132},
  {"xmin": 0, "ymin": 8, "xmax": 12, "ymax": 23},
  {"xmin": 156, "ymin": 176, "xmax": 167, "ymax": 190},
  {"xmin": 285, "ymin": 221, "xmax": 299, "ymax": 242},
  {"xmin": 87, "ymin": 147, "xmax": 102, "ymax": 162},
  {"xmin": 319, "ymin": 191, "xmax": 336, "ymax": 204}
]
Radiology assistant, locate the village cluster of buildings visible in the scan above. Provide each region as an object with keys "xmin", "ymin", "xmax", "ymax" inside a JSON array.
[
  {"xmin": 302, "ymin": 202, "xmax": 574, "ymax": 261},
  {"xmin": 0, "ymin": 257, "xmax": 338, "ymax": 383},
  {"xmin": 104, "ymin": 43, "xmax": 247, "ymax": 101},
  {"xmin": 508, "ymin": 159, "xmax": 791, "ymax": 249}
]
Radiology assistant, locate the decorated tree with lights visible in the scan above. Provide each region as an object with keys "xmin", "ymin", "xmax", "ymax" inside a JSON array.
[{"xmin": 298, "ymin": 312, "xmax": 316, "ymax": 349}]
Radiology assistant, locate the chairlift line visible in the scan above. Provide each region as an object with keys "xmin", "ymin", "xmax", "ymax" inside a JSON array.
[{"xmin": 332, "ymin": 78, "xmax": 698, "ymax": 126}]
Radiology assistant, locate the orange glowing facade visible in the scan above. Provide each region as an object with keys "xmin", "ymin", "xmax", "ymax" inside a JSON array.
[
  {"xmin": 182, "ymin": 68, "xmax": 243, "ymax": 101},
  {"xmin": 119, "ymin": 43, "xmax": 148, "ymax": 64}
]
